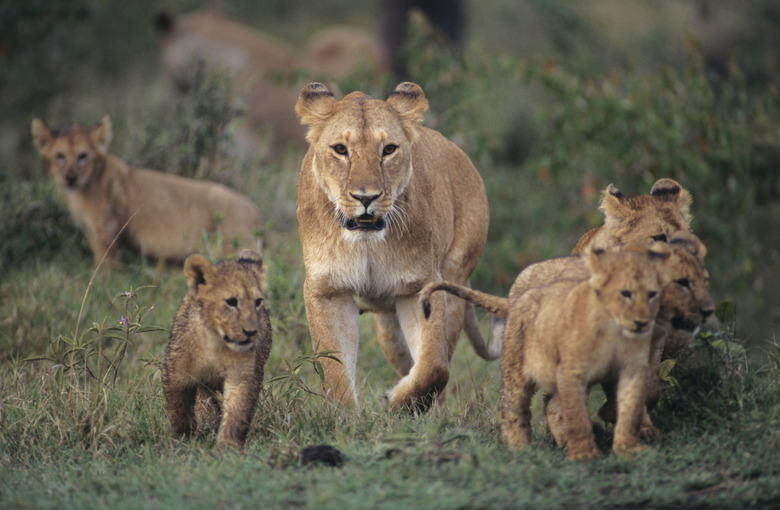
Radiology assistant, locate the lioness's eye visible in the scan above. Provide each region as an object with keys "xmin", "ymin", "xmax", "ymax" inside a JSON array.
[
  {"xmin": 675, "ymin": 278, "xmax": 690, "ymax": 288},
  {"xmin": 226, "ymin": 297, "xmax": 238, "ymax": 307},
  {"xmin": 651, "ymin": 234, "xmax": 667, "ymax": 242},
  {"xmin": 648, "ymin": 291, "xmax": 658, "ymax": 299},
  {"xmin": 620, "ymin": 290, "xmax": 632, "ymax": 299},
  {"xmin": 255, "ymin": 298, "xmax": 263, "ymax": 308},
  {"xmin": 332, "ymin": 144, "xmax": 348, "ymax": 155},
  {"xmin": 383, "ymin": 144, "xmax": 397, "ymax": 156}
]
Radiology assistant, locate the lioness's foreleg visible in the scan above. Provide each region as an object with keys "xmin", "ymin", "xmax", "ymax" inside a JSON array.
[
  {"xmin": 304, "ymin": 288, "xmax": 360, "ymax": 407},
  {"xmin": 385, "ymin": 294, "xmax": 456, "ymax": 412}
]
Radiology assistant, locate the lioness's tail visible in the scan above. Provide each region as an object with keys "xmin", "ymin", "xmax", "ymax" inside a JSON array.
[{"xmin": 418, "ymin": 280, "xmax": 508, "ymax": 361}]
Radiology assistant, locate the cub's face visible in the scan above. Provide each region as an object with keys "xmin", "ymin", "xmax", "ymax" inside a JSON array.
[
  {"xmin": 598, "ymin": 179, "xmax": 693, "ymax": 249},
  {"xmin": 658, "ymin": 235, "xmax": 715, "ymax": 335},
  {"xmin": 588, "ymin": 245, "xmax": 671, "ymax": 338},
  {"xmin": 31, "ymin": 116, "xmax": 112, "ymax": 191},
  {"xmin": 185, "ymin": 251, "xmax": 269, "ymax": 353},
  {"xmin": 296, "ymin": 82, "xmax": 428, "ymax": 242}
]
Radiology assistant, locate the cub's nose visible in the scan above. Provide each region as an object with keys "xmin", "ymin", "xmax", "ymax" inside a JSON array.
[
  {"xmin": 242, "ymin": 328, "xmax": 257, "ymax": 338},
  {"xmin": 633, "ymin": 320, "xmax": 649, "ymax": 331}
]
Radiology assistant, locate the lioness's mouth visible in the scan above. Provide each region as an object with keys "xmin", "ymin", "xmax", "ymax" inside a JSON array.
[
  {"xmin": 344, "ymin": 214, "xmax": 386, "ymax": 231},
  {"xmin": 671, "ymin": 316, "xmax": 699, "ymax": 332}
]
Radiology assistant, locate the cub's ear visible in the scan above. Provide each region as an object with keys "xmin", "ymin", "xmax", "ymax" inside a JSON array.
[
  {"xmin": 646, "ymin": 241, "xmax": 672, "ymax": 261},
  {"xmin": 237, "ymin": 249, "xmax": 267, "ymax": 289},
  {"xmin": 184, "ymin": 254, "xmax": 216, "ymax": 296},
  {"xmin": 586, "ymin": 246, "xmax": 609, "ymax": 289},
  {"xmin": 668, "ymin": 231, "xmax": 707, "ymax": 262},
  {"xmin": 599, "ymin": 183, "xmax": 629, "ymax": 224},
  {"xmin": 650, "ymin": 178, "xmax": 692, "ymax": 224},
  {"xmin": 387, "ymin": 82, "xmax": 428, "ymax": 125},
  {"xmin": 90, "ymin": 115, "xmax": 113, "ymax": 155},
  {"xmin": 31, "ymin": 118, "xmax": 52, "ymax": 154},
  {"xmin": 295, "ymin": 82, "xmax": 336, "ymax": 143}
]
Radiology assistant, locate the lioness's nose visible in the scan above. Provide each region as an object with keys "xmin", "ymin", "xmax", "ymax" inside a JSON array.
[{"xmin": 350, "ymin": 192, "xmax": 381, "ymax": 209}]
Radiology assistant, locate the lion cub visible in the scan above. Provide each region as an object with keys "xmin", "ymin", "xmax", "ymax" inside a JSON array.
[
  {"xmin": 499, "ymin": 243, "xmax": 673, "ymax": 460},
  {"xmin": 162, "ymin": 250, "xmax": 272, "ymax": 449},
  {"xmin": 31, "ymin": 116, "xmax": 262, "ymax": 265}
]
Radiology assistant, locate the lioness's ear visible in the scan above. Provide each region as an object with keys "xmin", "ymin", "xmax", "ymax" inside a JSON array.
[
  {"xmin": 237, "ymin": 249, "xmax": 267, "ymax": 289},
  {"xmin": 387, "ymin": 82, "xmax": 428, "ymax": 125},
  {"xmin": 31, "ymin": 118, "xmax": 52, "ymax": 154},
  {"xmin": 600, "ymin": 183, "xmax": 629, "ymax": 223},
  {"xmin": 296, "ymin": 83, "xmax": 336, "ymax": 143},
  {"xmin": 184, "ymin": 254, "xmax": 216, "ymax": 295},
  {"xmin": 650, "ymin": 178, "xmax": 692, "ymax": 224},
  {"xmin": 91, "ymin": 115, "xmax": 112, "ymax": 155}
]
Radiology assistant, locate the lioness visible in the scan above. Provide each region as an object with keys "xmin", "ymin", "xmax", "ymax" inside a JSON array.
[
  {"xmin": 153, "ymin": 7, "xmax": 387, "ymax": 156},
  {"xmin": 31, "ymin": 116, "xmax": 262, "ymax": 265},
  {"xmin": 162, "ymin": 250, "xmax": 272, "ymax": 449},
  {"xmin": 295, "ymin": 82, "xmax": 490, "ymax": 412}
]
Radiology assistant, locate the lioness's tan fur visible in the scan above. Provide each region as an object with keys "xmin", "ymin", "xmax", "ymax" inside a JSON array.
[
  {"xmin": 153, "ymin": 7, "xmax": 388, "ymax": 156},
  {"xmin": 162, "ymin": 250, "xmax": 272, "ymax": 449},
  {"xmin": 31, "ymin": 116, "xmax": 262, "ymax": 265},
  {"xmin": 295, "ymin": 82, "xmax": 490, "ymax": 412}
]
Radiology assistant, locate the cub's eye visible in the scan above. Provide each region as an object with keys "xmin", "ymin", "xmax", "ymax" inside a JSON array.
[
  {"xmin": 382, "ymin": 144, "xmax": 397, "ymax": 156},
  {"xmin": 255, "ymin": 297, "xmax": 263, "ymax": 308},
  {"xmin": 332, "ymin": 144, "xmax": 348, "ymax": 155},
  {"xmin": 651, "ymin": 233, "xmax": 667, "ymax": 242},
  {"xmin": 55, "ymin": 152, "xmax": 66, "ymax": 163},
  {"xmin": 225, "ymin": 297, "xmax": 238, "ymax": 307},
  {"xmin": 620, "ymin": 290, "xmax": 632, "ymax": 299},
  {"xmin": 648, "ymin": 291, "xmax": 658, "ymax": 299},
  {"xmin": 675, "ymin": 278, "xmax": 690, "ymax": 288},
  {"xmin": 77, "ymin": 152, "xmax": 88, "ymax": 162}
]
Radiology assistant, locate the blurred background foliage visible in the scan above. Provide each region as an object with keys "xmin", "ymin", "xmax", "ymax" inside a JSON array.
[{"xmin": 1, "ymin": 0, "xmax": 779, "ymax": 352}]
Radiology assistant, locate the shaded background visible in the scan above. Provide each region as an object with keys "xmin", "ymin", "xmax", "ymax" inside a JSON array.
[{"xmin": 2, "ymin": 0, "xmax": 779, "ymax": 354}]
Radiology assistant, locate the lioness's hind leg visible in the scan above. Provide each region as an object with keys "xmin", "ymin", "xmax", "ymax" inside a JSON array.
[{"xmin": 374, "ymin": 312, "xmax": 413, "ymax": 376}]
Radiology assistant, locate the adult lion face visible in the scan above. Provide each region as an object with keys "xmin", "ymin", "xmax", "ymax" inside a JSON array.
[{"xmin": 295, "ymin": 82, "xmax": 428, "ymax": 242}]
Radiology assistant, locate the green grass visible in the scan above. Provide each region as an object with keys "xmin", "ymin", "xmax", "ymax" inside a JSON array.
[{"xmin": 2, "ymin": 1, "xmax": 780, "ymax": 508}]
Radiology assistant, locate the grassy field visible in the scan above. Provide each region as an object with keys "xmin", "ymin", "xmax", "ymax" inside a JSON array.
[{"xmin": 2, "ymin": 1, "xmax": 780, "ymax": 508}]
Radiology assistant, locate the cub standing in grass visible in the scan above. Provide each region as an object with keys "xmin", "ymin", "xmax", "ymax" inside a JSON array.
[
  {"xmin": 422, "ymin": 243, "xmax": 674, "ymax": 460},
  {"xmin": 31, "ymin": 115, "xmax": 262, "ymax": 265},
  {"xmin": 162, "ymin": 250, "xmax": 272, "ymax": 449}
]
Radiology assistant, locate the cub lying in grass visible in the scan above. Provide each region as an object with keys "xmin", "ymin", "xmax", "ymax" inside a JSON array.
[
  {"xmin": 162, "ymin": 250, "xmax": 272, "ymax": 449},
  {"xmin": 422, "ymin": 243, "xmax": 674, "ymax": 460},
  {"xmin": 31, "ymin": 115, "xmax": 262, "ymax": 265}
]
